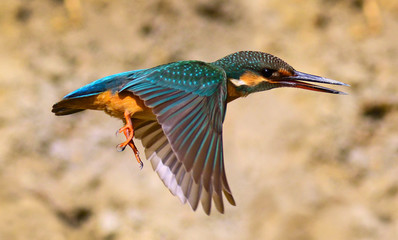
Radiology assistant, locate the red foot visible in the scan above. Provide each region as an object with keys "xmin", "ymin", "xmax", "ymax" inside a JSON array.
[
  {"xmin": 117, "ymin": 111, "xmax": 134, "ymax": 150},
  {"xmin": 116, "ymin": 111, "xmax": 143, "ymax": 169}
]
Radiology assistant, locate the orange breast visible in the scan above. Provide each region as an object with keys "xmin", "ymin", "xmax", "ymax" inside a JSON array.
[{"xmin": 94, "ymin": 90, "xmax": 154, "ymax": 120}]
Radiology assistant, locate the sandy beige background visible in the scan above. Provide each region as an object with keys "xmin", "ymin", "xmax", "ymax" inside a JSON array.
[{"xmin": 1, "ymin": 0, "xmax": 398, "ymax": 239}]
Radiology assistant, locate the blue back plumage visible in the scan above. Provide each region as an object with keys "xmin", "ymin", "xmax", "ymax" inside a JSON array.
[
  {"xmin": 64, "ymin": 61, "xmax": 226, "ymax": 100},
  {"xmin": 121, "ymin": 61, "xmax": 225, "ymax": 97},
  {"xmin": 63, "ymin": 69, "xmax": 145, "ymax": 99}
]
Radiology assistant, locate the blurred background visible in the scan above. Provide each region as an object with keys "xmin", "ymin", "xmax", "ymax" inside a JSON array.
[{"xmin": 1, "ymin": 0, "xmax": 398, "ymax": 239}]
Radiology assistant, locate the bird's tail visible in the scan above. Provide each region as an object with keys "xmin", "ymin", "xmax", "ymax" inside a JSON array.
[
  {"xmin": 52, "ymin": 106, "xmax": 85, "ymax": 116},
  {"xmin": 52, "ymin": 69, "xmax": 145, "ymax": 116},
  {"xmin": 52, "ymin": 96, "xmax": 97, "ymax": 116}
]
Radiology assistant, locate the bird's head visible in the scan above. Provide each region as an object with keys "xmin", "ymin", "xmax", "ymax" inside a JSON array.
[{"xmin": 213, "ymin": 51, "xmax": 349, "ymax": 97}]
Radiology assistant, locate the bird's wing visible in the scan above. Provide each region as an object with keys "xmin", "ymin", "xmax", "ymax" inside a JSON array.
[{"xmin": 122, "ymin": 61, "xmax": 235, "ymax": 214}]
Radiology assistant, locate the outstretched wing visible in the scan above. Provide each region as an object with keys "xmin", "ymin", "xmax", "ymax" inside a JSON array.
[{"xmin": 122, "ymin": 61, "xmax": 235, "ymax": 214}]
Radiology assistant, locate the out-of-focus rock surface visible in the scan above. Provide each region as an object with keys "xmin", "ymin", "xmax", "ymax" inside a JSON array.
[{"xmin": 0, "ymin": 0, "xmax": 397, "ymax": 239}]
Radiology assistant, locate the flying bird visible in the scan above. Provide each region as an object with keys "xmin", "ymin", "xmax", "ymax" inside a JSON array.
[{"xmin": 52, "ymin": 51, "xmax": 348, "ymax": 214}]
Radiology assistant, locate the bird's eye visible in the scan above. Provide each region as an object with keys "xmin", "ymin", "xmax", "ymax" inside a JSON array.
[{"xmin": 262, "ymin": 68, "xmax": 276, "ymax": 78}]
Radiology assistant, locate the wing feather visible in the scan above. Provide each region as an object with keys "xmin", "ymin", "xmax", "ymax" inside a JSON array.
[{"xmin": 128, "ymin": 62, "xmax": 235, "ymax": 214}]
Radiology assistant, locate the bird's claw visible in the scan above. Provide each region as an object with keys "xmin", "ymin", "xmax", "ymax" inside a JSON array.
[
  {"xmin": 116, "ymin": 141, "xmax": 143, "ymax": 169},
  {"xmin": 116, "ymin": 143, "xmax": 127, "ymax": 152},
  {"xmin": 130, "ymin": 142, "xmax": 143, "ymax": 169},
  {"xmin": 138, "ymin": 159, "xmax": 144, "ymax": 170}
]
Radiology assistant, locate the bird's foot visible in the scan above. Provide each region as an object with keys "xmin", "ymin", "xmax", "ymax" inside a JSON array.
[
  {"xmin": 117, "ymin": 127, "xmax": 134, "ymax": 150},
  {"xmin": 116, "ymin": 138, "xmax": 143, "ymax": 169},
  {"xmin": 116, "ymin": 111, "xmax": 143, "ymax": 169},
  {"xmin": 116, "ymin": 110, "xmax": 135, "ymax": 150},
  {"xmin": 128, "ymin": 141, "xmax": 143, "ymax": 170}
]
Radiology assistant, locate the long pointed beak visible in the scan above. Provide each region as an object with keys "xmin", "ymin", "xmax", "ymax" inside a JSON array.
[{"xmin": 277, "ymin": 71, "xmax": 350, "ymax": 95}]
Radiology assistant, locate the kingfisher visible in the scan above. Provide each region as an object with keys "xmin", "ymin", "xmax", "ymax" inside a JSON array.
[{"xmin": 52, "ymin": 51, "xmax": 348, "ymax": 215}]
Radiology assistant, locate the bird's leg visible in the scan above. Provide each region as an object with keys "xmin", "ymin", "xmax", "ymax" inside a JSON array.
[
  {"xmin": 116, "ymin": 111, "xmax": 143, "ymax": 169},
  {"xmin": 116, "ymin": 111, "xmax": 134, "ymax": 150}
]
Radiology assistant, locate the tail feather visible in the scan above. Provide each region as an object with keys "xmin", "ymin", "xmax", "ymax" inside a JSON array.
[
  {"xmin": 52, "ymin": 95, "xmax": 98, "ymax": 116},
  {"xmin": 52, "ymin": 106, "xmax": 85, "ymax": 116}
]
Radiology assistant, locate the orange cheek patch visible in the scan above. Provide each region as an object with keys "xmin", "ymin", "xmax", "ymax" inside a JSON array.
[
  {"xmin": 277, "ymin": 68, "xmax": 293, "ymax": 77},
  {"xmin": 240, "ymin": 71, "xmax": 267, "ymax": 86},
  {"xmin": 266, "ymin": 69, "xmax": 293, "ymax": 84}
]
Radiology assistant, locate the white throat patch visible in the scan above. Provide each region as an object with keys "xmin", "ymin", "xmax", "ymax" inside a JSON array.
[{"xmin": 229, "ymin": 78, "xmax": 247, "ymax": 86}]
